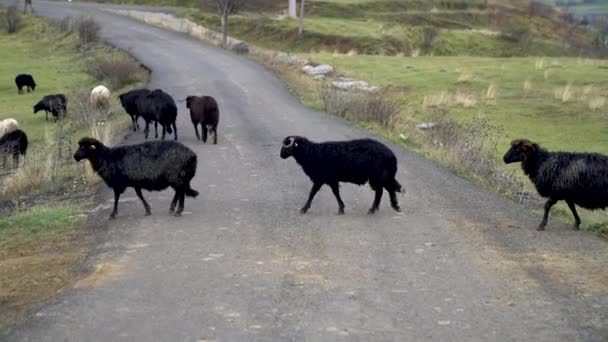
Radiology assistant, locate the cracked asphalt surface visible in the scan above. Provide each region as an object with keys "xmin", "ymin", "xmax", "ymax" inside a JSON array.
[{"xmin": 3, "ymin": 2, "xmax": 608, "ymax": 341}]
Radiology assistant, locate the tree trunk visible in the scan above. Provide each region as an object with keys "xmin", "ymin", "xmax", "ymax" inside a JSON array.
[
  {"xmin": 221, "ymin": 13, "xmax": 228, "ymax": 48},
  {"xmin": 297, "ymin": 0, "xmax": 305, "ymax": 37}
]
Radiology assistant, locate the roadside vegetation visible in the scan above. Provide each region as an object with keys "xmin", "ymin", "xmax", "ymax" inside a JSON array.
[{"xmin": 0, "ymin": 10, "xmax": 147, "ymax": 332}]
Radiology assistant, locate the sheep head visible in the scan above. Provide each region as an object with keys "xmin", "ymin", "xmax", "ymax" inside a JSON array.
[
  {"xmin": 74, "ymin": 137, "xmax": 104, "ymax": 162},
  {"xmin": 503, "ymin": 139, "xmax": 539, "ymax": 164},
  {"xmin": 185, "ymin": 96, "xmax": 196, "ymax": 109},
  {"xmin": 33, "ymin": 101, "xmax": 43, "ymax": 113},
  {"xmin": 280, "ymin": 136, "xmax": 306, "ymax": 159}
]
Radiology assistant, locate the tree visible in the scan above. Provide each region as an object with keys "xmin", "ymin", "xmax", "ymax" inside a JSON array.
[
  {"xmin": 204, "ymin": 0, "xmax": 245, "ymax": 47},
  {"xmin": 297, "ymin": 0, "xmax": 305, "ymax": 37}
]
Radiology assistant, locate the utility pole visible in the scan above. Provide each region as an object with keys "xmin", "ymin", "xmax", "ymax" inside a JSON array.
[{"xmin": 288, "ymin": 0, "xmax": 296, "ymax": 17}]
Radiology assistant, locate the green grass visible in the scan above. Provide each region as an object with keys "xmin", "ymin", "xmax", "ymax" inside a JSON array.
[
  {"xmin": 0, "ymin": 205, "xmax": 82, "ymax": 241},
  {"xmin": 0, "ymin": 16, "xmax": 92, "ymax": 146},
  {"xmin": 302, "ymin": 54, "xmax": 608, "ymax": 155}
]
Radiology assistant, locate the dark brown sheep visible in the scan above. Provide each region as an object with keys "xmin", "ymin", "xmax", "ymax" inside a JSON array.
[{"xmin": 185, "ymin": 95, "xmax": 220, "ymax": 144}]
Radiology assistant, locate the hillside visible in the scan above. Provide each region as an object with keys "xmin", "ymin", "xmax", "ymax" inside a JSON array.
[{"xmin": 176, "ymin": 0, "xmax": 595, "ymax": 57}]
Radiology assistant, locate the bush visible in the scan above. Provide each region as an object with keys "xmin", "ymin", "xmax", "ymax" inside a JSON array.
[
  {"xmin": 421, "ymin": 116, "xmax": 526, "ymax": 197},
  {"xmin": 85, "ymin": 54, "xmax": 141, "ymax": 89},
  {"xmin": 4, "ymin": 7, "xmax": 21, "ymax": 34},
  {"xmin": 319, "ymin": 85, "xmax": 400, "ymax": 129},
  {"xmin": 75, "ymin": 16, "xmax": 99, "ymax": 47}
]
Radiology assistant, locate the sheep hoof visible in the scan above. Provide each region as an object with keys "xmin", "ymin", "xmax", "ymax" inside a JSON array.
[
  {"xmin": 109, "ymin": 214, "xmax": 116, "ymax": 220},
  {"xmin": 337, "ymin": 208, "xmax": 344, "ymax": 215},
  {"xmin": 299, "ymin": 207, "xmax": 309, "ymax": 214},
  {"xmin": 392, "ymin": 205, "xmax": 401, "ymax": 212},
  {"xmin": 174, "ymin": 212, "xmax": 182, "ymax": 217},
  {"xmin": 368, "ymin": 208, "xmax": 377, "ymax": 214},
  {"xmin": 573, "ymin": 225, "xmax": 580, "ymax": 231},
  {"xmin": 145, "ymin": 210, "xmax": 151, "ymax": 216},
  {"xmin": 536, "ymin": 225, "xmax": 545, "ymax": 231}
]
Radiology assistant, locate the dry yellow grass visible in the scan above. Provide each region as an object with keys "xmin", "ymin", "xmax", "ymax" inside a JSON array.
[
  {"xmin": 485, "ymin": 83, "xmax": 497, "ymax": 104},
  {"xmin": 589, "ymin": 96, "xmax": 606, "ymax": 111},
  {"xmin": 457, "ymin": 71, "xmax": 473, "ymax": 83}
]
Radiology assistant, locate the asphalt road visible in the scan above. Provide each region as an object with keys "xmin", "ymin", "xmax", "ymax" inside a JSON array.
[{"xmin": 4, "ymin": 2, "xmax": 608, "ymax": 341}]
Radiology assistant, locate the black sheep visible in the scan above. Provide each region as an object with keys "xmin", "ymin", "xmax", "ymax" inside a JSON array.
[
  {"xmin": 280, "ymin": 136, "xmax": 403, "ymax": 215},
  {"xmin": 185, "ymin": 95, "xmax": 220, "ymax": 144},
  {"xmin": 0, "ymin": 129, "xmax": 28, "ymax": 168},
  {"xmin": 119, "ymin": 88, "xmax": 150, "ymax": 132},
  {"xmin": 15, "ymin": 74, "xmax": 36, "ymax": 95},
  {"xmin": 137, "ymin": 89, "xmax": 178, "ymax": 140},
  {"xmin": 73, "ymin": 137, "xmax": 198, "ymax": 218},
  {"xmin": 504, "ymin": 139, "xmax": 608, "ymax": 230},
  {"xmin": 33, "ymin": 94, "xmax": 67, "ymax": 121}
]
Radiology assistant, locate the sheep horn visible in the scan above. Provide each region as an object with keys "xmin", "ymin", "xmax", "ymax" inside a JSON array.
[{"xmin": 283, "ymin": 137, "xmax": 295, "ymax": 148}]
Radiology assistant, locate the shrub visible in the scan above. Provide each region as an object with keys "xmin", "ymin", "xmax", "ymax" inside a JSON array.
[
  {"xmin": 319, "ymin": 85, "xmax": 400, "ymax": 129},
  {"xmin": 75, "ymin": 16, "xmax": 99, "ymax": 47},
  {"xmin": 421, "ymin": 116, "xmax": 526, "ymax": 197},
  {"xmin": 4, "ymin": 6, "xmax": 21, "ymax": 34},
  {"xmin": 85, "ymin": 54, "xmax": 141, "ymax": 89}
]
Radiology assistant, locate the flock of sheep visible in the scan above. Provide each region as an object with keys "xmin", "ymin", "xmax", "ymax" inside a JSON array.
[{"xmin": 2, "ymin": 72, "xmax": 608, "ymax": 231}]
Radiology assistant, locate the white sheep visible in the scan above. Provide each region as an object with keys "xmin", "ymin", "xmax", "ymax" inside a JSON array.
[
  {"xmin": 0, "ymin": 118, "xmax": 19, "ymax": 139},
  {"xmin": 90, "ymin": 85, "xmax": 111, "ymax": 111}
]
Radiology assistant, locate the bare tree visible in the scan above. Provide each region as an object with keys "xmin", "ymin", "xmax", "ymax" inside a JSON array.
[
  {"xmin": 297, "ymin": 0, "xmax": 305, "ymax": 37},
  {"xmin": 206, "ymin": 0, "xmax": 245, "ymax": 47}
]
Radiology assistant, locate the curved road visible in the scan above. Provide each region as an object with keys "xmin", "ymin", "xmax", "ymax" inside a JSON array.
[{"xmin": 4, "ymin": 2, "xmax": 608, "ymax": 341}]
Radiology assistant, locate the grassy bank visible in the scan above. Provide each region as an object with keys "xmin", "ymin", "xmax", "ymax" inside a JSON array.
[{"xmin": 0, "ymin": 11, "xmax": 147, "ymax": 332}]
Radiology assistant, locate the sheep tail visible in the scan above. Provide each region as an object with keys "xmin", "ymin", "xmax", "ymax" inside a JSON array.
[
  {"xmin": 393, "ymin": 179, "xmax": 403, "ymax": 193},
  {"xmin": 185, "ymin": 187, "xmax": 199, "ymax": 197}
]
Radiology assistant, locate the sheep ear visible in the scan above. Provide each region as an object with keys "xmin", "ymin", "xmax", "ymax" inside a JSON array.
[{"xmin": 294, "ymin": 142, "xmax": 298, "ymax": 147}]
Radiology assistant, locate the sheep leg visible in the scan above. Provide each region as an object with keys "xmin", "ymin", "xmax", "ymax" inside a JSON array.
[
  {"xmin": 212, "ymin": 127, "xmax": 218, "ymax": 145},
  {"xmin": 144, "ymin": 121, "xmax": 150, "ymax": 139},
  {"xmin": 329, "ymin": 183, "xmax": 345, "ymax": 214},
  {"xmin": 368, "ymin": 187, "xmax": 384, "ymax": 214},
  {"xmin": 110, "ymin": 188, "xmax": 125, "ymax": 219},
  {"xmin": 175, "ymin": 191, "xmax": 185, "ymax": 216},
  {"xmin": 45, "ymin": 111, "xmax": 48, "ymax": 121},
  {"xmin": 134, "ymin": 187, "xmax": 151, "ymax": 216},
  {"xmin": 202, "ymin": 125, "xmax": 208, "ymax": 143},
  {"xmin": 173, "ymin": 123, "xmax": 178, "ymax": 141},
  {"xmin": 300, "ymin": 183, "xmax": 322, "ymax": 214},
  {"xmin": 193, "ymin": 123, "xmax": 200, "ymax": 140},
  {"xmin": 388, "ymin": 189, "xmax": 401, "ymax": 212},
  {"xmin": 566, "ymin": 200, "xmax": 581, "ymax": 230},
  {"xmin": 161, "ymin": 125, "xmax": 166, "ymax": 140},
  {"xmin": 538, "ymin": 198, "xmax": 558, "ymax": 230},
  {"xmin": 131, "ymin": 115, "xmax": 137, "ymax": 132},
  {"xmin": 169, "ymin": 191, "xmax": 179, "ymax": 213},
  {"xmin": 154, "ymin": 122, "xmax": 158, "ymax": 138}
]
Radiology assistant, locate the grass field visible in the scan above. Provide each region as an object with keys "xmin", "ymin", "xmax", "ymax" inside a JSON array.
[
  {"xmin": 303, "ymin": 54, "xmax": 608, "ymax": 155},
  {"xmin": 0, "ymin": 12, "xmax": 147, "ymax": 333}
]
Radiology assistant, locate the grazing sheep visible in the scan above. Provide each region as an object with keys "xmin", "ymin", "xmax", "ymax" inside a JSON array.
[
  {"xmin": 0, "ymin": 119, "xmax": 19, "ymax": 139},
  {"xmin": 504, "ymin": 139, "xmax": 608, "ymax": 230},
  {"xmin": 185, "ymin": 95, "xmax": 219, "ymax": 144},
  {"xmin": 73, "ymin": 137, "xmax": 198, "ymax": 218},
  {"xmin": 90, "ymin": 85, "xmax": 111, "ymax": 111},
  {"xmin": 15, "ymin": 74, "xmax": 36, "ymax": 95},
  {"xmin": 0, "ymin": 129, "xmax": 28, "ymax": 168},
  {"xmin": 280, "ymin": 136, "xmax": 403, "ymax": 214},
  {"xmin": 119, "ymin": 88, "xmax": 150, "ymax": 132},
  {"xmin": 33, "ymin": 94, "xmax": 67, "ymax": 121},
  {"xmin": 137, "ymin": 89, "xmax": 178, "ymax": 140}
]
